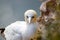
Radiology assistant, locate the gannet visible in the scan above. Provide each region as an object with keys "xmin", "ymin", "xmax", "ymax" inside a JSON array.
[{"xmin": 4, "ymin": 9, "xmax": 38, "ymax": 40}]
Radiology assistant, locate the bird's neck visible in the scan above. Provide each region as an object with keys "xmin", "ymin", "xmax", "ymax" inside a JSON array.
[{"xmin": 27, "ymin": 22, "xmax": 36, "ymax": 25}]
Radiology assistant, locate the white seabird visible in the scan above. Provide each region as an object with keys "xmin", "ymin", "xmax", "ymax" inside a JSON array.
[{"xmin": 4, "ymin": 9, "xmax": 38, "ymax": 40}]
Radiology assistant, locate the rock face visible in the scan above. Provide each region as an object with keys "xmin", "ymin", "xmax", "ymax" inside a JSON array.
[{"xmin": 30, "ymin": 0, "xmax": 60, "ymax": 40}]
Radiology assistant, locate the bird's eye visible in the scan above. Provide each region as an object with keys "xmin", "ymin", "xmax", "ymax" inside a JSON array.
[
  {"xmin": 27, "ymin": 16, "xmax": 28, "ymax": 18},
  {"xmin": 32, "ymin": 16, "xmax": 34, "ymax": 18}
]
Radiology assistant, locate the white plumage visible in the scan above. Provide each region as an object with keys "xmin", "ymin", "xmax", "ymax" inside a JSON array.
[{"xmin": 4, "ymin": 10, "xmax": 38, "ymax": 40}]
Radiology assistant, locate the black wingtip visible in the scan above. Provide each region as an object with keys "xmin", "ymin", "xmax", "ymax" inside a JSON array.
[{"xmin": 0, "ymin": 28, "xmax": 5, "ymax": 34}]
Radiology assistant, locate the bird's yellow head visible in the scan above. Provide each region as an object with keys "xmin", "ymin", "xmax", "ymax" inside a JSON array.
[{"xmin": 24, "ymin": 9, "xmax": 37, "ymax": 24}]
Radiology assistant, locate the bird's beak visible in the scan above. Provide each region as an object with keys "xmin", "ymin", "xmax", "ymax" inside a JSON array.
[{"xmin": 28, "ymin": 17, "xmax": 31, "ymax": 23}]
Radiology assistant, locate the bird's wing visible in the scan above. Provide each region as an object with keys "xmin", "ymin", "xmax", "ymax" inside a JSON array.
[
  {"xmin": 4, "ymin": 21, "xmax": 26, "ymax": 40},
  {"xmin": 4, "ymin": 29, "xmax": 22, "ymax": 40}
]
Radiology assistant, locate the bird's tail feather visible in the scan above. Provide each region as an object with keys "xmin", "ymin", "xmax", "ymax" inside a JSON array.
[
  {"xmin": 0, "ymin": 28, "xmax": 5, "ymax": 38},
  {"xmin": 0, "ymin": 28, "xmax": 5, "ymax": 34}
]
